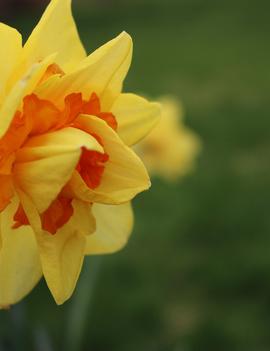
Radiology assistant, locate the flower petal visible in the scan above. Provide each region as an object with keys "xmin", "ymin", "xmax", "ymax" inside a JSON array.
[
  {"xmin": 20, "ymin": 0, "xmax": 86, "ymax": 74},
  {"xmin": 0, "ymin": 198, "xmax": 42, "ymax": 308},
  {"xmin": 136, "ymin": 97, "xmax": 201, "ymax": 180},
  {"xmin": 68, "ymin": 115, "xmax": 150, "ymax": 205},
  {"xmin": 0, "ymin": 175, "xmax": 14, "ymax": 212},
  {"xmin": 0, "ymin": 23, "xmax": 22, "ymax": 104},
  {"xmin": 35, "ymin": 32, "xmax": 132, "ymax": 110},
  {"xmin": 111, "ymin": 93, "xmax": 161, "ymax": 146},
  {"xmin": 0, "ymin": 54, "xmax": 56, "ymax": 139},
  {"xmin": 17, "ymin": 190, "xmax": 93, "ymax": 305},
  {"xmin": 14, "ymin": 127, "xmax": 104, "ymax": 213},
  {"xmin": 85, "ymin": 202, "xmax": 133, "ymax": 255}
]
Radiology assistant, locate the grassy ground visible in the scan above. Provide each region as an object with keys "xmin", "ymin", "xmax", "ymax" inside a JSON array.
[{"xmin": 1, "ymin": 0, "xmax": 270, "ymax": 350}]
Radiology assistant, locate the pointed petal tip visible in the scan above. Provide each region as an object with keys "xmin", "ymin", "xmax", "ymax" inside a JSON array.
[
  {"xmin": 115, "ymin": 31, "xmax": 133, "ymax": 48},
  {"xmin": 119, "ymin": 31, "xmax": 132, "ymax": 39}
]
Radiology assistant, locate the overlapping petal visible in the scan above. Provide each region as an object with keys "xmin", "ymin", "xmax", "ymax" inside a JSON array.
[
  {"xmin": 0, "ymin": 24, "xmax": 22, "ymax": 104},
  {"xmin": 17, "ymin": 190, "xmax": 95, "ymax": 304},
  {"xmin": 111, "ymin": 93, "xmax": 161, "ymax": 146},
  {"xmin": 14, "ymin": 127, "xmax": 104, "ymax": 213},
  {"xmin": 85, "ymin": 202, "xmax": 133, "ymax": 255},
  {"xmin": 67, "ymin": 115, "xmax": 150, "ymax": 205},
  {"xmin": 0, "ymin": 198, "xmax": 42, "ymax": 308},
  {"xmin": 19, "ymin": 0, "xmax": 86, "ymax": 76},
  {"xmin": 0, "ymin": 54, "xmax": 56, "ymax": 139},
  {"xmin": 35, "ymin": 32, "xmax": 132, "ymax": 110}
]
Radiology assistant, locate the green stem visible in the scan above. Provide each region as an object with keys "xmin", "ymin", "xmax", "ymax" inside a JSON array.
[{"xmin": 65, "ymin": 256, "xmax": 102, "ymax": 351}]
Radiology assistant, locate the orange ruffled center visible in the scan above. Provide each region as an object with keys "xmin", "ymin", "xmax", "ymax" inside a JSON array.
[
  {"xmin": 13, "ymin": 195, "xmax": 73, "ymax": 235},
  {"xmin": 0, "ymin": 90, "xmax": 117, "ymax": 234}
]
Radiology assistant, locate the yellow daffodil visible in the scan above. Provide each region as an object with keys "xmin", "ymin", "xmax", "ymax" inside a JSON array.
[
  {"xmin": 135, "ymin": 97, "xmax": 201, "ymax": 180},
  {"xmin": 0, "ymin": 0, "xmax": 160, "ymax": 307}
]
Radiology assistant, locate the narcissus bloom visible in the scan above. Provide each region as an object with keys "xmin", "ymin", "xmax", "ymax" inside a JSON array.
[
  {"xmin": 0, "ymin": 0, "xmax": 160, "ymax": 307},
  {"xmin": 135, "ymin": 97, "xmax": 200, "ymax": 180}
]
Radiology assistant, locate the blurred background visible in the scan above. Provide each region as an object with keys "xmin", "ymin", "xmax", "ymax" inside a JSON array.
[{"xmin": 1, "ymin": 0, "xmax": 270, "ymax": 350}]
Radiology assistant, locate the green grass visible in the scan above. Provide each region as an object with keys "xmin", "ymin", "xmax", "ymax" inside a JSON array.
[{"xmin": 1, "ymin": 0, "xmax": 270, "ymax": 350}]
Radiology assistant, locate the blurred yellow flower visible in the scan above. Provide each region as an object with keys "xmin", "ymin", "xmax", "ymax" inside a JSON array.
[
  {"xmin": 0, "ymin": 0, "xmax": 160, "ymax": 307},
  {"xmin": 135, "ymin": 97, "xmax": 201, "ymax": 180}
]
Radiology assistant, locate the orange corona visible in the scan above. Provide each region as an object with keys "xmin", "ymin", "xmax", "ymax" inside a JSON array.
[{"xmin": 0, "ymin": 90, "xmax": 116, "ymax": 234}]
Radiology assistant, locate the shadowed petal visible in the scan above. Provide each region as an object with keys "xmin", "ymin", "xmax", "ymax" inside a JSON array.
[
  {"xmin": 85, "ymin": 202, "xmax": 133, "ymax": 255},
  {"xmin": 0, "ymin": 197, "xmax": 42, "ymax": 308}
]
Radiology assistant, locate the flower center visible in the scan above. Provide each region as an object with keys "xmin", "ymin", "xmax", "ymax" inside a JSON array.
[
  {"xmin": 0, "ymin": 89, "xmax": 117, "ymax": 234},
  {"xmin": 13, "ymin": 194, "xmax": 73, "ymax": 235},
  {"xmin": 76, "ymin": 148, "xmax": 109, "ymax": 189}
]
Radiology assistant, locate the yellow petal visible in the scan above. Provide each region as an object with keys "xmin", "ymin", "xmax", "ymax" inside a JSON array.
[
  {"xmin": 0, "ymin": 175, "xmax": 14, "ymax": 213},
  {"xmin": 17, "ymin": 190, "xmax": 93, "ymax": 305},
  {"xmin": 111, "ymin": 93, "xmax": 161, "ymax": 146},
  {"xmin": 0, "ymin": 54, "xmax": 56, "ymax": 139},
  {"xmin": 68, "ymin": 115, "xmax": 150, "ymax": 205},
  {"xmin": 85, "ymin": 202, "xmax": 133, "ymax": 255},
  {"xmin": 0, "ymin": 23, "xmax": 22, "ymax": 104},
  {"xmin": 14, "ymin": 127, "xmax": 104, "ymax": 213},
  {"xmin": 36, "ymin": 200, "xmax": 93, "ymax": 305},
  {"xmin": 35, "ymin": 32, "xmax": 132, "ymax": 110},
  {"xmin": 20, "ymin": 0, "xmax": 86, "ymax": 74},
  {"xmin": 0, "ymin": 197, "xmax": 42, "ymax": 308},
  {"xmin": 136, "ymin": 97, "xmax": 201, "ymax": 180}
]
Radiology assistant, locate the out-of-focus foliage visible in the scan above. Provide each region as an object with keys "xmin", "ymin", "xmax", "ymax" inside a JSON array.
[
  {"xmin": 1, "ymin": 0, "xmax": 270, "ymax": 350},
  {"xmin": 0, "ymin": 0, "xmax": 47, "ymax": 17}
]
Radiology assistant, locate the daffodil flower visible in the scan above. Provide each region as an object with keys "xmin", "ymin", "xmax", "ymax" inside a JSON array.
[
  {"xmin": 0, "ymin": 0, "xmax": 160, "ymax": 307},
  {"xmin": 135, "ymin": 97, "xmax": 201, "ymax": 180}
]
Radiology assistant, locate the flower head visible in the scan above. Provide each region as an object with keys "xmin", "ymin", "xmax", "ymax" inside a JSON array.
[
  {"xmin": 135, "ymin": 97, "xmax": 201, "ymax": 180},
  {"xmin": 0, "ymin": 0, "xmax": 160, "ymax": 307}
]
